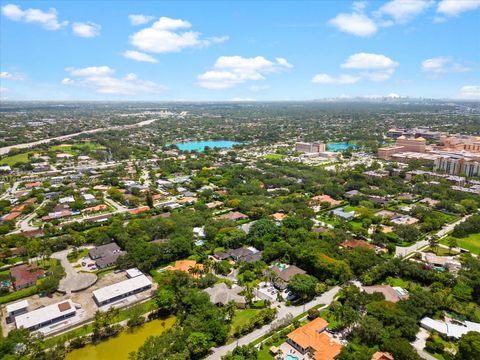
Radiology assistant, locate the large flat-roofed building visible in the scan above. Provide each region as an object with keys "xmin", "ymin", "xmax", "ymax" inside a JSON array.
[
  {"xmin": 440, "ymin": 135, "xmax": 480, "ymax": 153},
  {"xmin": 434, "ymin": 153, "xmax": 480, "ymax": 177},
  {"xmin": 93, "ymin": 274, "xmax": 152, "ymax": 306},
  {"xmin": 295, "ymin": 142, "xmax": 326, "ymax": 154},
  {"xmin": 15, "ymin": 300, "xmax": 76, "ymax": 331},
  {"xmin": 378, "ymin": 136, "xmax": 427, "ymax": 160}
]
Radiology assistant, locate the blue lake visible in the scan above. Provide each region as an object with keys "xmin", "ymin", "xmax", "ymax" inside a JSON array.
[
  {"xmin": 173, "ymin": 140, "xmax": 241, "ymax": 152},
  {"xmin": 327, "ymin": 142, "xmax": 358, "ymax": 152}
]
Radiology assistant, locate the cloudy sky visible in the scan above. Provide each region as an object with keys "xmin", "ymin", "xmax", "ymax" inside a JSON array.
[{"xmin": 1, "ymin": 0, "xmax": 479, "ymax": 101}]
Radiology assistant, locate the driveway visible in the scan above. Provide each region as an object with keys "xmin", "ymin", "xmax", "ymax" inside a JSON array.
[
  {"xmin": 206, "ymin": 286, "xmax": 340, "ymax": 359},
  {"xmin": 52, "ymin": 247, "xmax": 97, "ymax": 293}
]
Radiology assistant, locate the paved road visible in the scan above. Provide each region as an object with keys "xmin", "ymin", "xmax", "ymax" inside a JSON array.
[
  {"xmin": 0, "ymin": 118, "xmax": 160, "ymax": 156},
  {"xmin": 395, "ymin": 214, "xmax": 473, "ymax": 258},
  {"xmin": 206, "ymin": 286, "xmax": 340, "ymax": 359}
]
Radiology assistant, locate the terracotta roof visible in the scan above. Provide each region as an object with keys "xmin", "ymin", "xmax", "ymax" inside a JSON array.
[
  {"xmin": 310, "ymin": 195, "xmax": 341, "ymax": 206},
  {"xmin": 165, "ymin": 260, "xmax": 204, "ymax": 277},
  {"xmin": 83, "ymin": 204, "xmax": 108, "ymax": 213},
  {"xmin": 372, "ymin": 352, "xmax": 394, "ymax": 360},
  {"xmin": 287, "ymin": 318, "xmax": 342, "ymax": 360},
  {"xmin": 271, "ymin": 212, "xmax": 287, "ymax": 221},
  {"xmin": 57, "ymin": 301, "xmax": 71, "ymax": 312},
  {"xmin": 341, "ymin": 239, "xmax": 375, "ymax": 250},
  {"xmin": 11, "ymin": 204, "xmax": 26, "ymax": 212},
  {"xmin": 2, "ymin": 212, "xmax": 21, "ymax": 221},
  {"xmin": 25, "ymin": 182, "xmax": 42, "ymax": 188},
  {"xmin": 129, "ymin": 206, "xmax": 150, "ymax": 215}
]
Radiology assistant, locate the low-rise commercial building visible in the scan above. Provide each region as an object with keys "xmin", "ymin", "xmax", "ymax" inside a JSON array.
[
  {"xmin": 15, "ymin": 300, "xmax": 76, "ymax": 331},
  {"xmin": 92, "ymin": 274, "xmax": 152, "ymax": 306}
]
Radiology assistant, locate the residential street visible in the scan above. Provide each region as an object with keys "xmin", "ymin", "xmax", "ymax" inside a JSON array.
[
  {"xmin": 206, "ymin": 286, "xmax": 341, "ymax": 359},
  {"xmin": 395, "ymin": 213, "xmax": 474, "ymax": 258}
]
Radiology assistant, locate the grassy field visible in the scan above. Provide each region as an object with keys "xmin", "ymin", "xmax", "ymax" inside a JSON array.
[
  {"xmin": 441, "ymin": 234, "xmax": 480, "ymax": 255},
  {"xmin": 50, "ymin": 143, "xmax": 105, "ymax": 152},
  {"xmin": 230, "ymin": 308, "xmax": 261, "ymax": 336},
  {"xmin": 263, "ymin": 154, "xmax": 285, "ymax": 160},
  {"xmin": 0, "ymin": 152, "xmax": 30, "ymax": 166}
]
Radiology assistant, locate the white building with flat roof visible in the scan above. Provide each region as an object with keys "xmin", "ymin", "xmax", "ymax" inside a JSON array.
[
  {"xmin": 6, "ymin": 300, "xmax": 28, "ymax": 320},
  {"xmin": 421, "ymin": 317, "xmax": 480, "ymax": 339},
  {"xmin": 93, "ymin": 274, "xmax": 152, "ymax": 306},
  {"xmin": 15, "ymin": 300, "xmax": 76, "ymax": 331},
  {"xmin": 126, "ymin": 268, "xmax": 143, "ymax": 278}
]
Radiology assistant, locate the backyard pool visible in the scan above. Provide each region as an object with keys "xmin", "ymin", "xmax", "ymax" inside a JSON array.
[{"xmin": 285, "ymin": 355, "xmax": 299, "ymax": 360}]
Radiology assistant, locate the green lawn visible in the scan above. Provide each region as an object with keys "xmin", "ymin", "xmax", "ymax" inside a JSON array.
[
  {"xmin": 67, "ymin": 248, "xmax": 89, "ymax": 263},
  {"xmin": 385, "ymin": 276, "xmax": 409, "ymax": 288},
  {"xmin": 263, "ymin": 154, "xmax": 285, "ymax": 160},
  {"xmin": 441, "ymin": 234, "xmax": 480, "ymax": 255},
  {"xmin": 0, "ymin": 152, "xmax": 30, "ymax": 166},
  {"xmin": 230, "ymin": 308, "xmax": 261, "ymax": 335},
  {"xmin": 50, "ymin": 142, "xmax": 105, "ymax": 153},
  {"xmin": 0, "ymin": 286, "xmax": 38, "ymax": 305}
]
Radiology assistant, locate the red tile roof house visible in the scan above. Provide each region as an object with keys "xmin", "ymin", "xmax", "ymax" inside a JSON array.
[
  {"xmin": 219, "ymin": 211, "xmax": 249, "ymax": 221},
  {"xmin": 309, "ymin": 195, "xmax": 341, "ymax": 207},
  {"xmin": 10, "ymin": 264, "xmax": 45, "ymax": 290},
  {"xmin": 1, "ymin": 212, "xmax": 22, "ymax": 222},
  {"xmin": 340, "ymin": 239, "xmax": 375, "ymax": 250}
]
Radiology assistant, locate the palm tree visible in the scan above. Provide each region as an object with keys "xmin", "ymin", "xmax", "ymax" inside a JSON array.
[
  {"xmin": 428, "ymin": 235, "xmax": 440, "ymax": 253},
  {"xmin": 447, "ymin": 237, "xmax": 458, "ymax": 254},
  {"xmin": 225, "ymin": 300, "xmax": 237, "ymax": 322}
]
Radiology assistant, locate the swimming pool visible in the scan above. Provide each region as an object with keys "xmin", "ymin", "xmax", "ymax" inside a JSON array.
[{"xmin": 285, "ymin": 355, "xmax": 299, "ymax": 360}]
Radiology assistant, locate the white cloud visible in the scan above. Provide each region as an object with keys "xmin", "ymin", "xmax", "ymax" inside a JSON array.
[
  {"xmin": 72, "ymin": 22, "xmax": 101, "ymax": 38},
  {"xmin": 352, "ymin": 1, "xmax": 368, "ymax": 12},
  {"xmin": 312, "ymin": 73, "xmax": 361, "ymax": 85},
  {"xmin": 422, "ymin": 57, "xmax": 451, "ymax": 74},
  {"xmin": 123, "ymin": 50, "xmax": 158, "ymax": 63},
  {"xmin": 129, "ymin": 16, "xmax": 226, "ymax": 53},
  {"xmin": 1, "ymin": 3, "xmax": 67, "ymax": 30},
  {"xmin": 62, "ymin": 66, "xmax": 166, "ymax": 95},
  {"xmin": 458, "ymin": 85, "xmax": 480, "ymax": 100},
  {"xmin": 377, "ymin": 0, "xmax": 434, "ymax": 24},
  {"xmin": 437, "ymin": 0, "xmax": 480, "ymax": 17},
  {"xmin": 0, "ymin": 71, "xmax": 24, "ymax": 80},
  {"xmin": 129, "ymin": 14, "xmax": 154, "ymax": 25},
  {"xmin": 329, "ymin": 12, "xmax": 377, "ymax": 36},
  {"xmin": 421, "ymin": 57, "xmax": 470, "ymax": 77},
  {"xmin": 65, "ymin": 66, "xmax": 114, "ymax": 77},
  {"xmin": 197, "ymin": 56, "xmax": 292, "ymax": 89},
  {"xmin": 341, "ymin": 52, "xmax": 399, "ymax": 81}
]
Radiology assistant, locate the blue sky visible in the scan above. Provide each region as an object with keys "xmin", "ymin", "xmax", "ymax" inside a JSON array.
[{"xmin": 1, "ymin": 0, "xmax": 479, "ymax": 101}]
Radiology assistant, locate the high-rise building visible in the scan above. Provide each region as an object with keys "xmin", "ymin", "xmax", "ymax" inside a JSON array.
[{"xmin": 295, "ymin": 142, "xmax": 326, "ymax": 153}]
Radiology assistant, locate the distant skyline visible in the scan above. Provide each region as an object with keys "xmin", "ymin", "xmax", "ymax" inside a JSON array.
[{"xmin": 1, "ymin": 0, "xmax": 479, "ymax": 101}]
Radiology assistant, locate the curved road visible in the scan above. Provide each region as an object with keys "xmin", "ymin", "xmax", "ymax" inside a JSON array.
[{"xmin": 206, "ymin": 286, "xmax": 340, "ymax": 359}]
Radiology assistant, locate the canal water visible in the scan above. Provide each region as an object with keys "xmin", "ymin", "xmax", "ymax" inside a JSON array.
[{"xmin": 65, "ymin": 317, "xmax": 175, "ymax": 360}]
